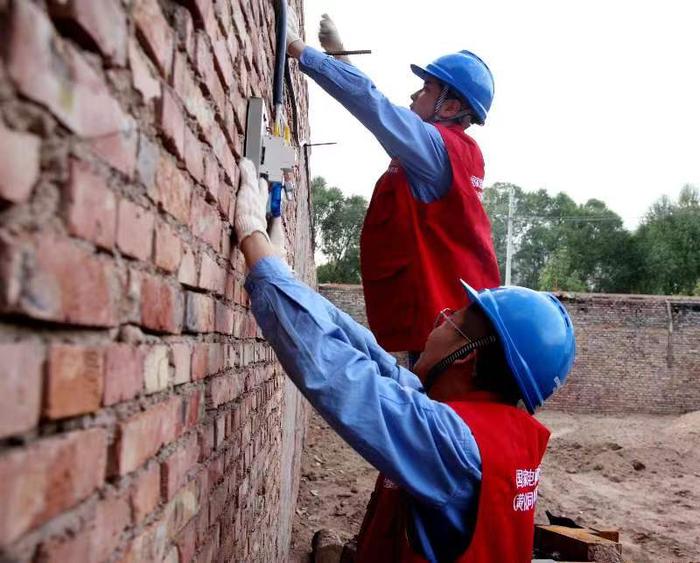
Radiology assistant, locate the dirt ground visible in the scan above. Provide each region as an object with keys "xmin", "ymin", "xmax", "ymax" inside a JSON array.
[{"xmin": 289, "ymin": 409, "xmax": 700, "ymax": 562}]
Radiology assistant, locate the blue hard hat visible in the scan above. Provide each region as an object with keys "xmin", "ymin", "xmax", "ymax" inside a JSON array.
[
  {"xmin": 411, "ymin": 50, "xmax": 495, "ymax": 124},
  {"xmin": 461, "ymin": 282, "xmax": 576, "ymax": 412}
]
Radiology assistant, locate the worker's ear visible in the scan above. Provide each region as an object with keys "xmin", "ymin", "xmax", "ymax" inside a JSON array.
[{"xmin": 439, "ymin": 98, "xmax": 464, "ymax": 119}]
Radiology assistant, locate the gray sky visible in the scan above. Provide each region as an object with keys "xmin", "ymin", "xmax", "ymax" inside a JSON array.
[{"xmin": 300, "ymin": 0, "xmax": 700, "ymax": 229}]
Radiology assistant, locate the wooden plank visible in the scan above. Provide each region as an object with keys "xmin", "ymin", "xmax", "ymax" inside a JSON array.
[
  {"xmin": 534, "ymin": 525, "xmax": 622, "ymax": 562},
  {"xmin": 591, "ymin": 529, "xmax": 620, "ymax": 542}
]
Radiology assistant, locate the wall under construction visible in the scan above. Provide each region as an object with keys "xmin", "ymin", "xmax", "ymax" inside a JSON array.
[
  {"xmin": 0, "ymin": 0, "xmax": 312, "ymax": 561},
  {"xmin": 320, "ymin": 285, "xmax": 700, "ymax": 414}
]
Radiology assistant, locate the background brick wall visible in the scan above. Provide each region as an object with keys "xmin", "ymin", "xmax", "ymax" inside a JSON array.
[
  {"xmin": 319, "ymin": 285, "xmax": 700, "ymax": 414},
  {"xmin": 0, "ymin": 0, "xmax": 313, "ymax": 561}
]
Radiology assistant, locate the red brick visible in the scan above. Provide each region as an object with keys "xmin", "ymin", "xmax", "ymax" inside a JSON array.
[
  {"xmin": 215, "ymin": 301, "xmax": 234, "ymax": 335},
  {"xmin": 214, "ymin": 414, "xmax": 226, "ymax": 449},
  {"xmin": 207, "ymin": 455, "xmax": 224, "ymax": 489},
  {"xmin": 155, "ymin": 220, "xmax": 182, "ymax": 273},
  {"xmin": 117, "ymin": 198, "xmax": 155, "ymax": 261},
  {"xmin": 144, "ymin": 345, "xmax": 170, "ymax": 393},
  {"xmin": 131, "ymin": 463, "xmax": 161, "ymax": 524},
  {"xmin": 141, "ymin": 273, "xmax": 184, "ymax": 334},
  {"xmin": 209, "ymin": 374, "xmax": 240, "ymax": 408},
  {"xmin": 225, "ymin": 274, "xmax": 236, "ymax": 302},
  {"xmin": 207, "ymin": 343, "xmax": 224, "ymax": 374},
  {"xmin": 0, "ymin": 428, "xmax": 106, "ymax": 544},
  {"xmin": 46, "ymin": 345, "xmax": 104, "ymax": 419},
  {"xmin": 137, "ymin": 133, "xmax": 160, "ymax": 198},
  {"xmin": 19, "ymin": 236, "xmax": 120, "ymax": 326},
  {"xmin": 234, "ymin": 45, "xmax": 249, "ymax": 94},
  {"xmin": 208, "ymin": 483, "xmax": 227, "ymax": 524},
  {"xmin": 103, "ymin": 344, "xmax": 144, "ymax": 406},
  {"xmin": 191, "ymin": 343, "xmax": 225, "ymax": 383},
  {"xmin": 199, "ymin": 253, "xmax": 225, "ymax": 294},
  {"xmin": 65, "ymin": 159, "xmax": 117, "ymax": 250},
  {"xmin": 211, "ymin": 34, "xmax": 235, "ymax": 91},
  {"xmin": 38, "ymin": 528, "xmax": 91, "ymax": 563},
  {"xmin": 178, "ymin": 242, "xmax": 198, "ymax": 287},
  {"xmin": 0, "ymin": 342, "xmax": 44, "ymax": 438},
  {"xmin": 203, "ymin": 152, "xmax": 220, "ymax": 202},
  {"xmin": 198, "ymin": 423, "xmax": 215, "ymax": 462},
  {"xmin": 189, "ymin": 0, "xmax": 214, "ymax": 32},
  {"xmin": 223, "ymin": 100, "xmax": 238, "ymax": 148},
  {"xmin": 121, "ymin": 517, "xmax": 169, "ymax": 562},
  {"xmin": 0, "ymin": 236, "xmax": 23, "ymax": 309},
  {"xmin": 91, "ymin": 492, "xmax": 132, "ymax": 561},
  {"xmin": 48, "ymin": 0, "xmax": 127, "ymax": 66},
  {"xmin": 184, "ymin": 126, "xmax": 204, "ymax": 184},
  {"xmin": 194, "ymin": 32, "xmax": 225, "ymax": 113},
  {"xmin": 133, "ymin": 0, "xmax": 174, "ymax": 79},
  {"xmin": 190, "ymin": 195, "xmax": 221, "ymax": 250},
  {"xmin": 190, "ymin": 343, "xmax": 208, "ymax": 382},
  {"xmin": 171, "ymin": 342, "xmax": 191, "ymax": 385},
  {"xmin": 159, "ymin": 88, "xmax": 186, "ymax": 161},
  {"xmin": 173, "ymin": 6, "xmax": 195, "ymax": 61},
  {"xmin": 175, "ymin": 518, "xmax": 196, "ymax": 563},
  {"xmin": 184, "ymin": 292, "xmax": 215, "ymax": 333},
  {"xmin": 182, "ymin": 389, "xmax": 201, "ymax": 430},
  {"xmin": 221, "ymin": 228, "xmax": 232, "ymax": 263},
  {"xmin": 207, "ymin": 124, "xmax": 237, "ymax": 181},
  {"xmin": 0, "ymin": 122, "xmax": 40, "ymax": 204},
  {"xmin": 89, "ymin": 118, "xmax": 138, "ymax": 178},
  {"xmin": 7, "ymin": 0, "xmax": 129, "ymax": 138},
  {"xmin": 161, "ymin": 433, "xmax": 199, "ymax": 500},
  {"xmin": 172, "ymin": 52, "xmax": 214, "ymax": 138},
  {"xmin": 39, "ymin": 487, "xmax": 131, "ymax": 562},
  {"xmin": 128, "ymin": 37, "xmax": 161, "ymax": 103},
  {"xmin": 231, "ymin": 85, "xmax": 247, "ymax": 135},
  {"xmin": 217, "ymin": 179, "xmax": 232, "ymax": 220},
  {"xmin": 156, "ymin": 155, "xmax": 192, "ymax": 224},
  {"xmin": 114, "ymin": 396, "xmax": 183, "ymax": 475},
  {"xmin": 164, "ymin": 479, "xmax": 200, "ymax": 540}
]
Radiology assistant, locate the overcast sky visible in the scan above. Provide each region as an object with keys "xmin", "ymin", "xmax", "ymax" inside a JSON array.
[{"xmin": 299, "ymin": 0, "xmax": 700, "ymax": 229}]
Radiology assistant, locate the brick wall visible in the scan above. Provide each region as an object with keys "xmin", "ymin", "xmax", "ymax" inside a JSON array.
[
  {"xmin": 319, "ymin": 285, "xmax": 700, "ymax": 415},
  {"xmin": 0, "ymin": 0, "xmax": 312, "ymax": 561}
]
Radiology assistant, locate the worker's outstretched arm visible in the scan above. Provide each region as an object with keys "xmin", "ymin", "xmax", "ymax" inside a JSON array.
[
  {"xmin": 235, "ymin": 159, "xmax": 481, "ymax": 510},
  {"xmin": 286, "ymin": 19, "xmax": 451, "ymax": 203}
]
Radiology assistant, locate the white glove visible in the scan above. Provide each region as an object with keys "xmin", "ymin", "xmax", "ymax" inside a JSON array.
[
  {"xmin": 319, "ymin": 14, "xmax": 344, "ymax": 53},
  {"xmin": 268, "ymin": 217, "xmax": 287, "ymax": 262},
  {"xmin": 235, "ymin": 158, "xmax": 270, "ymax": 246},
  {"xmin": 286, "ymin": 6, "xmax": 302, "ymax": 47}
]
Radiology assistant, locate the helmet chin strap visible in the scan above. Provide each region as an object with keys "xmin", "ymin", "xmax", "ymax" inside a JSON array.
[
  {"xmin": 430, "ymin": 85, "xmax": 472, "ymax": 125},
  {"xmin": 423, "ymin": 335, "xmax": 497, "ymax": 394}
]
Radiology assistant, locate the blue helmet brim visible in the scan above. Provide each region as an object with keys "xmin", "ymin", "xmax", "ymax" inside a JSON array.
[{"xmin": 410, "ymin": 64, "xmax": 432, "ymax": 82}]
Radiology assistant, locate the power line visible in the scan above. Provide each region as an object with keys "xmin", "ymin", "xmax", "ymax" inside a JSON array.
[{"xmin": 489, "ymin": 213, "xmax": 633, "ymax": 223}]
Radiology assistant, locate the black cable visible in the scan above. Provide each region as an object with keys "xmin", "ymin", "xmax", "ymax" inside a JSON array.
[
  {"xmin": 273, "ymin": 0, "xmax": 287, "ymax": 108},
  {"xmin": 423, "ymin": 335, "xmax": 497, "ymax": 394}
]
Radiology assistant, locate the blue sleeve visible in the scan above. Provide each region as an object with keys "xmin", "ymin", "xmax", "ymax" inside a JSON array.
[
  {"xmin": 299, "ymin": 46, "xmax": 452, "ymax": 203},
  {"xmin": 244, "ymin": 257, "xmax": 482, "ymax": 507}
]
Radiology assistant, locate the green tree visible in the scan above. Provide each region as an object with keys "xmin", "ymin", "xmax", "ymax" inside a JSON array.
[
  {"xmin": 311, "ymin": 177, "xmax": 368, "ymax": 283},
  {"xmin": 538, "ymin": 247, "xmax": 587, "ymax": 292},
  {"xmin": 483, "ymin": 185, "xmax": 635, "ymax": 292},
  {"xmin": 634, "ymin": 184, "xmax": 700, "ymax": 295}
]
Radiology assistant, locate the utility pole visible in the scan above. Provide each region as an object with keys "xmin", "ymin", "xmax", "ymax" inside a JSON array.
[{"xmin": 505, "ymin": 185, "xmax": 515, "ymax": 285}]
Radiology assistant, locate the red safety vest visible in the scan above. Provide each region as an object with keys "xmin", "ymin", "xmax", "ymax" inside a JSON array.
[
  {"xmin": 355, "ymin": 391, "xmax": 550, "ymax": 562},
  {"xmin": 359, "ymin": 124, "xmax": 500, "ymax": 352}
]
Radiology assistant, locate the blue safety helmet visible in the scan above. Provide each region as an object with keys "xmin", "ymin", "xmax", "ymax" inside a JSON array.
[
  {"xmin": 411, "ymin": 50, "xmax": 495, "ymax": 125},
  {"xmin": 461, "ymin": 282, "xmax": 576, "ymax": 413}
]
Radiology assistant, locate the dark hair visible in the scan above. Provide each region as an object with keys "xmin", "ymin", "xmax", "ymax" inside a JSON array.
[{"xmin": 471, "ymin": 342, "xmax": 522, "ymax": 405}]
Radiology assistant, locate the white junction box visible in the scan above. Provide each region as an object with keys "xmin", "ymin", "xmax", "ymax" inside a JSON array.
[{"xmin": 244, "ymin": 97, "xmax": 296, "ymax": 183}]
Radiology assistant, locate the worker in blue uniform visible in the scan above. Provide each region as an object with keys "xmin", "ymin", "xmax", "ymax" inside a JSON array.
[{"xmin": 233, "ymin": 158, "xmax": 576, "ymax": 562}]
